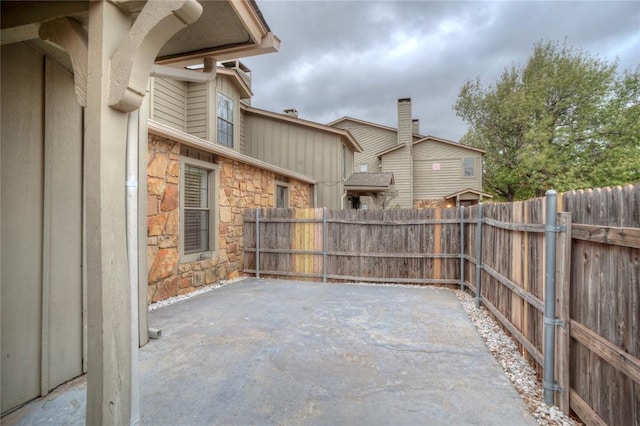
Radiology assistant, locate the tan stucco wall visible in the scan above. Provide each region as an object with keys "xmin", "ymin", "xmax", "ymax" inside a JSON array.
[{"xmin": 146, "ymin": 134, "xmax": 312, "ymax": 302}]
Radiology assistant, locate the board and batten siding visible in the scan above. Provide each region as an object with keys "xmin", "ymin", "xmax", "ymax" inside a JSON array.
[
  {"xmin": 244, "ymin": 115, "xmax": 347, "ymax": 209},
  {"xmin": 413, "ymin": 140, "xmax": 482, "ymax": 199},
  {"xmin": 382, "ymin": 146, "xmax": 413, "ymax": 208},
  {"xmin": 186, "ymin": 82, "xmax": 207, "ymax": 139},
  {"xmin": 1, "ymin": 43, "xmax": 84, "ymax": 414},
  {"xmin": 150, "ymin": 77, "xmax": 186, "ymax": 131}
]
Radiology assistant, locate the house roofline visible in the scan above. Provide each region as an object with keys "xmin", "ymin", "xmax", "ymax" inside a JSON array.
[
  {"xmin": 328, "ymin": 116, "xmax": 425, "ymax": 139},
  {"xmin": 444, "ymin": 188, "xmax": 494, "ymax": 199},
  {"xmin": 216, "ymin": 67, "xmax": 252, "ymax": 99},
  {"xmin": 414, "ymin": 136, "xmax": 486, "ymax": 154},
  {"xmin": 148, "ymin": 120, "xmax": 317, "ymax": 185},
  {"xmin": 241, "ymin": 105, "xmax": 363, "ymax": 153}
]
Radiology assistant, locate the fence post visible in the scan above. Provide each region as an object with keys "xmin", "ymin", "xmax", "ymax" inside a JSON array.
[
  {"xmin": 322, "ymin": 208, "xmax": 327, "ymax": 283},
  {"xmin": 555, "ymin": 211, "xmax": 571, "ymax": 413},
  {"xmin": 255, "ymin": 208, "xmax": 260, "ymax": 279},
  {"xmin": 460, "ymin": 206, "xmax": 465, "ymax": 291},
  {"xmin": 543, "ymin": 189, "xmax": 558, "ymax": 405},
  {"xmin": 475, "ymin": 203, "xmax": 483, "ymax": 308}
]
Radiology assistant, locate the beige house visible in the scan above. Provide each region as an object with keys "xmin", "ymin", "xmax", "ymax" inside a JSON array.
[
  {"xmin": 329, "ymin": 98, "xmax": 492, "ymax": 208},
  {"xmin": 145, "ymin": 60, "xmax": 362, "ymax": 301},
  {"xmin": 1, "ymin": 0, "xmax": 278, "ymax": 421}
]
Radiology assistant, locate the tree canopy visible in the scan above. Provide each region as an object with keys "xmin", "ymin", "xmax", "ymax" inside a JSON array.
[{"xmin": 454, "ymin": 40, "xmax": 640, "ymax": 201}]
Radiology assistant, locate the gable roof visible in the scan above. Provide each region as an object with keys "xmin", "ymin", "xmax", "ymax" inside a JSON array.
[
  {"xmin": 444, "ymin": 188, "xmax": 494, "ymax": 200},
  {"xmin": 241, "ymin": 105, "xmax": 363, "ymax": 153},
  {"xmin": 344, "ymin": 172, "xmax": 395, "ymax": 190},
  {"xmin": 376, "ymin": 136, "xmax": 485, "ymax": 158},
  {"xmin": 328, "ymin": 116, "xmax": 424, "ymax": 139},
  {"xmin": 217, "ymin": 67, "xmax": 253, "ymax": 99}
]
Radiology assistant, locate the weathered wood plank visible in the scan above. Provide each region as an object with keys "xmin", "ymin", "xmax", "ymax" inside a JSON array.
[
  {"xmin": 570, "ymin": 389, "xmax": 608, "ymax": 426},
  {"xmin": 571, "ymin": 224, "xmax": 640, "ymax": 249},
  {"xmin": 570, "ymin": 320, "xmax": 640, "ymax": 384}
]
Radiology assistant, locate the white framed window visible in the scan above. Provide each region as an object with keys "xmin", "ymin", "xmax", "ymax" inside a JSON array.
[
  {"xmin": 463, "ymin": 157, "xmax": 475, "ymax": 177},
  {"xmin": 276, "ymin": 182, "xmax": 289, "ymax": 208},
  {"xmin": 360, "ymin": 163, "xmax": 368, "ymax": 172},
  {"xmin": 217, "ymin": 93, "xmax": 233, "ymax": 147},
  {"xmin": 180, "ymin": 157, "xmax": 218, "ymax": 262}
]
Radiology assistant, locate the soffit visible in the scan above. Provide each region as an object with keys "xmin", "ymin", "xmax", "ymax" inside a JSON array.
[{"xmin": 1, "ymin": 1, "xmax": 276, "ymax": 64}]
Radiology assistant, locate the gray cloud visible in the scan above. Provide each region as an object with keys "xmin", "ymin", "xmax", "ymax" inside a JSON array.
[{"xmin": 244, "ymin": 1, "xmax": 640, "ymax": 141}]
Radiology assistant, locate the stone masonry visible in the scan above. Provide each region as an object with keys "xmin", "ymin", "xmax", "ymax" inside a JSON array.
[{"xmin": 146, "ymin": 134, "xmax": 312, "ymax": 303}]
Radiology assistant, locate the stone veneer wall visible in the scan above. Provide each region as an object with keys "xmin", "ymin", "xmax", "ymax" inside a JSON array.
[{"xmin": 146, "ymin": 134, "xmax": 312, "ymax": 302}]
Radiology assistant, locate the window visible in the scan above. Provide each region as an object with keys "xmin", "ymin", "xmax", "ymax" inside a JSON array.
[
  {"xmin": 360, "ymin": 163, "xmax": 368, "ymax": 172},
  {"xmin": 180, "ymin": 158, "xmax": 218, "ymax": 262},
  {"xmin": 276, "ymin": 183, "xmax": 289, "ymax": 208},
  {"xmin": 343, "ymin": 145, "xmax": 347, "ymax": 179},
  {"xmin": 217, "ymin": 93, "xmax": 233, "ymax": 147},
  {"xmin": 463, "ymin": 157, "xmax": 475, "ymax": 177}
]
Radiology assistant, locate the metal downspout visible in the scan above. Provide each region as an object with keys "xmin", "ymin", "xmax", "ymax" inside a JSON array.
[{"xmin": 126, "ymin": 110, "xmax": 140, "ymax": 425}]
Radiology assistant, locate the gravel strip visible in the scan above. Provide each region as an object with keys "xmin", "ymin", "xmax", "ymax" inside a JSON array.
[
  {"xmin": 148, "ymin": 276, "xmax": 247, "ymax": 311},
  {"xmin": 455, "ymin": 290, "xmax": 579, "ymax": 425}
]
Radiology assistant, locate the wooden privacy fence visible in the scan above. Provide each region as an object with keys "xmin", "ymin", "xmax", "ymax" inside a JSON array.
[{"xmin": 243, "ymin": 184, "xmax": 640, "ymax": 426}]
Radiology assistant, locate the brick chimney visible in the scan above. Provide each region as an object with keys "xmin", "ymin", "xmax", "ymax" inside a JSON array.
[
  {"xmin": 397, "ymin": 98, "xmax": 412, "ymax": 146},
  {"xmin": 412, "ymin": 119, "xmax": 419, "ymax": 135},
  {"xmin": 283, "ymin": 108, "xmax": 298, "ymax": 118}
]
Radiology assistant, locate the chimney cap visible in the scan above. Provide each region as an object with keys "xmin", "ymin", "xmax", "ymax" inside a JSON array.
[
  {"xmin": 283, "ymin": 108, "xmax": 298, "ymax": 118},
  {"xmin": 398, "ymin": 97, "xmax": 412, "ymax": 103}
]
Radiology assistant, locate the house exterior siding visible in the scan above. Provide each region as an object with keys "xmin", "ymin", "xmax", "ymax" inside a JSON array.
[
  {"xmin": 381, "ymin": 147, "xmax": 413, "ymax": 208},
  {"xmin": 146, "ymin": 134, "xmax": 311, "ymax": 302},
  {"xmin": 186, "ymin": 82, "xmax": 207, "ymax": 138},
  {"xmin": 334, "ymin": 120, "xmax": 396, "ymax": 173},
  {"xmin": 413, "ymin": 140, "xmax": 483, "ymax": 201},
  {"xmin": 244, "ymin": 114, "xmax": 350, "ymax": 209},
  {"xmin": 150, "ymin": 77, "xmax": 187, "ymax": 131}
]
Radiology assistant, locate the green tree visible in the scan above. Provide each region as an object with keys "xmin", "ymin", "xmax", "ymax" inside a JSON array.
[{"xmin": 454, "ymin": 40, "xmax": 640, "ymax": 201}]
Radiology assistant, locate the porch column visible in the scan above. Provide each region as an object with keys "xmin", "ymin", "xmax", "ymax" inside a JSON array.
[{"xmin": 85, "ymin": 2, "xmax": 132, "ymax": 424}]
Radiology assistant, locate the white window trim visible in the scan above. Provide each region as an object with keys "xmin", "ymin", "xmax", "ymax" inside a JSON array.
[
  {"xmin": 179, "ymin": 157, "xmax": 219, "ymax": 263},
  {"xmin": 217, "ymin": 92, "xmax": 234, "ymax": 148},
  {"xmin": 275, "ymin": 181, "xmax": 290, "ymax": 208}
]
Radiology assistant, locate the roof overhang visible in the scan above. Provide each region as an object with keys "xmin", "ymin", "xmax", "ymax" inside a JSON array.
[
  {"xmin": 344, "ymin": 173, "xmax": 395, "ymax": 192},
  {"xmin": 1, "ymin": 0, "xmax": 280, "ymax": 66},
  {"xmin": 444, "ymin": 188, "xmax": 493, "ymax": 200}
]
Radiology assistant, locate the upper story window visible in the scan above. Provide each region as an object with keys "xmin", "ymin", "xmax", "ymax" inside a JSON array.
[
  {"xmin": 463, "ymin": 157, "xmax": 475, "ymax": 177},
  {"xmin": 343, "ymin": 145, "xmax": 347, "ymax": 180},
  {"xmin": 360, "ymin": 163, "xmax": 368, "ymax": 172},
  {"xmin": 217, "ymin": 93, "xmax": 233, "ymax": 147}
]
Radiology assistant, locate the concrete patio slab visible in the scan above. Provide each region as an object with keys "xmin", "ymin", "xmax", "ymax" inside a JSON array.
[{"xmin": 3, "ymin": 278, "xmax": 535, "ymax": 425}]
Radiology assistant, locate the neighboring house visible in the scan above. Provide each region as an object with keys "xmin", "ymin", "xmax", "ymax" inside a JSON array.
[
  {"xmin": 1, "ymin": 0, "xmax": 278, "ymax": 420},
  {"xmin": 329, "ymin": 98, "xmax": 492, "ymax": 208},
  {"xmin": 144, "ymin": 61, "xmax": 362, "ymax": 301},
  {"xmin": 242, "ymin": 106, "xmax": 363, "ymax": 209}
]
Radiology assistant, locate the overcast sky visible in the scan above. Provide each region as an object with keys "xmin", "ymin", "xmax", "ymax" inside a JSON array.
[{"xmin": 242, "ymin": 1, "xmax": 640, "ymax": 141}]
